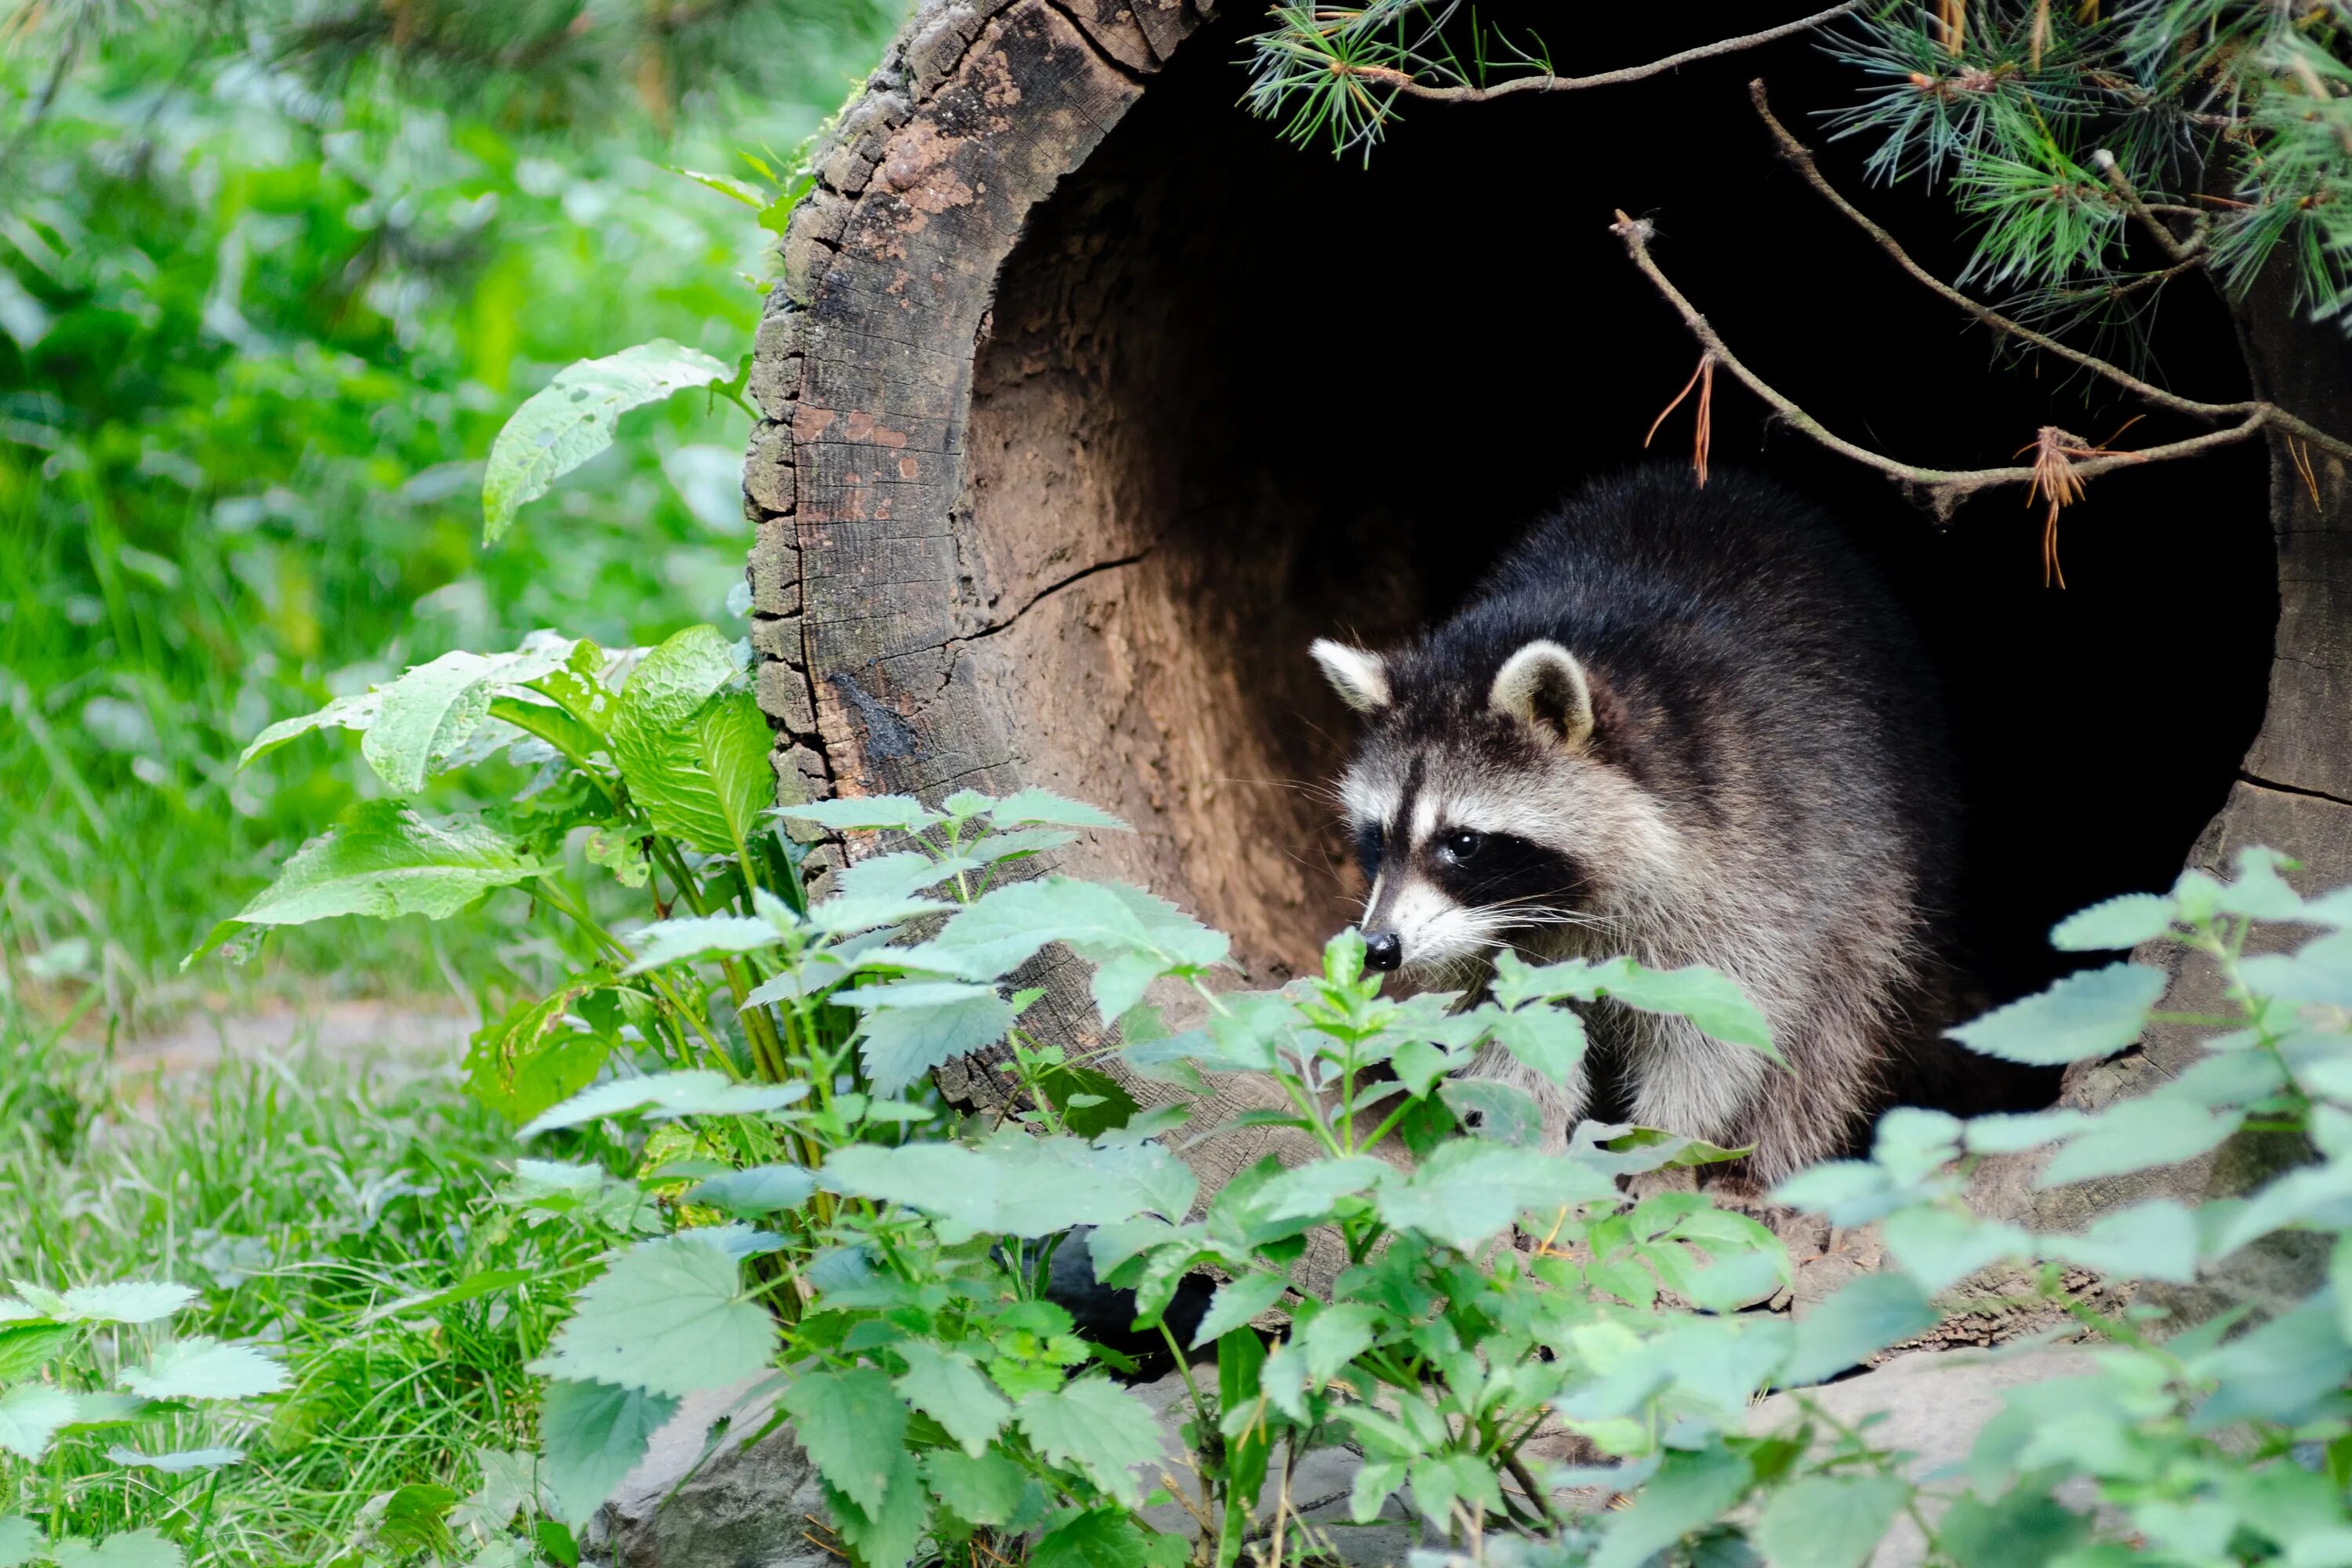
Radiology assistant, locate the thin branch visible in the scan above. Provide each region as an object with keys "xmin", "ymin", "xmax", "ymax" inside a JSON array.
[
  {"xmin": 1386, "ymin": 2, "xmax": 1861, "ymax": 103},
  {"xmin": 1607, "ymin": 209, "xmax": 2276, "ymax": 521},
  {"xmin": 2089, "ymin": 147, "xmax": 2204, "ymax": 269}
]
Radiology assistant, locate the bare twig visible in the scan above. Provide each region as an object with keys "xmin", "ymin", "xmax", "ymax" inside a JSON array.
[
  {"xmin": 1608, "ymin": 209, "xmax": 2274, "ymax": 521},
  {"xmin": 2089, "ymin": 147, "xmax": 2204, "ymax": 268},
  {"xmin": 1384, "ymin": 2, "xmax": 1861, "ymax": 103}
]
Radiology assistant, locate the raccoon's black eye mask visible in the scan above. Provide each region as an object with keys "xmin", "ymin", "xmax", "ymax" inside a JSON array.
[
  {"xmin": 1353, "ymin": 820, "xmax": 1384, "ymax": 883},
  {"xmin": 1430, "ymin": 829, "xmax": 1584, "ymax": 914}
]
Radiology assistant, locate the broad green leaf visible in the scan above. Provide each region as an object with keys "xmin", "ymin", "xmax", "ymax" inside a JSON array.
[
  {"xmin": 1256, "ymin": 1156, "xmax": 1391, "ymax": 1222},
  {"xmin": 361, "ymin": 652, "xmax": 498, "ymax": 795},
  {"xmin": 1947, "ymin": 963, "xmax": 2164, "ymax": 1065},
  {"xmin": 2051, "ymin": 893, "xmax": 2176, "ymax": 952},
  {"xmin": 1439, "ymin": 1076, "xmax": 1544, "ymax": 1146},
  {"xmin": 855, "ymin": 991, "xmax": 1016, "ymax": 1095},
  {"xmin": 1771, "ymin": 1160, "xmax": 1910, "ymax": 1226},
  {"xmin": 462, "ymin": 989, "xmax": 612, "ymax": 1125},
  {"xmin": 0, "ymin": 1385, "xmax": 77, "ymax": 1459},
  {"xmin": 1375, "ymin": 1141, "xmax": 1615, "ymax": 1250},
  {"xmin": 188, "ymin": 802, "xmax": 538, "ymax": 963},
  {"xmin": 607, "ymin": 627, "xmax": 768, "ymax": 856},
  {"xmin": 60, "ymin": 1283, "xmax": 196, "ymax": 1325},
  {"xmin": 825, "ymin": 1450, "xmax": 925, "ymax": 1568},
  {"xmin": 238, "ymin": 689, "xmax": 382, "ymax": 768},
  {"xmin": 0, "ymin": 1324, "xmax": 69, "ymax": 1381},
  {"xmin": 118, "ymin": 1337, "xmax": 287, "ymax": 1399},
  {"xmin": 529, "ymin": 1237, "xmax": 775, "ymax": 1397},
  {"xmin": 1218, "ymin": 1327, "xmax": 1272, "ymax": 1509},
  {"xmin": 1015, "ymin": 1378, "xmax": 1163, "ymax": 1507},
  {"xmin": 622, "ymin": 913, "xmax": 786, "ymax": 975},
  {"xmin": 451, "ymin": 1446, "xmax": 540, "ymax": 1539},
  {"xmin": 970, "ymin": 828, "xmax": 1080, "ymax": 866},
  {"xmin": 1871, "ymin": 1106, "xmax": 1964, "ymax": 1184},
  {"xmin": 0, "ymin": 1519, "xmax": 35, "ymax": 1568},
  {"xmin": 1486, "ymin": 1004, "xmax": 1588, "ymax": 1085},
  {"xmin": 771, "ymin": 797, "xmax": 943, "ymax": 833},
  {"xmin": 1782, "ymin": 1272, "xmax": 1938, "ymax": 1385},
  {"xmin": 1963, "ymin": 1108, "xmax": 2089, "ymax": 1155},
  {"xmin": 892, "ymin": 1344, "xmax": 1010, "ymax": 1457},
  {"xmin": 105, "ymin": 1446, "xmax": 244, "ymax": 1472},
  {"xmin": 1588, "ymin": 957, "xmax": 1780, "ymax": 1062},
  {"xmin": 808, "ymin": 893, "xmax": 953, "ymax": 936},
  {"xmin": 1590, "ymin": 1443, "xmax": 1752, "ymax": 1568},
  {"xmin": 1030, "ymin": 1509, "xmax": 1181, "ymax": 1568},
  {"xmin": 2205, "ymin": 1160, "xmax": 2352, "ymax": 1258},
  {"xmin": 820, "ymin": 1133, "xmax": 1196, "ymax": 1243},
  {"xmin": 921, "ymin": 1448, "xmax": 1027, "ymax": 1527},
  {"xmin": 782, "ymin": 1367, "xmax": 906, "ymax": 1515},
  {"xmin": 2241, "ymin": 929, "xmax": 2352, "ymax": 1007},
  {"xmin": 1936, "ymin": 1487, "xmax": 2092, "ymax": 1568},
  {"xmin": 521, "ymin": 1070, "xmax": 808, "ymax": 1137},
  {"xmin": 989, "ymin": 789, "xmax": 1129, "ymax": 830},
  {"xmin": 836, "ymin": 852, "xmax": 982, "ymax": 903},
  {"xmin": 539, "ymin": 1379, "xmax": 679, "ymax": 1529},
  {"xmin": 1299, "ymin": 1301, "xmax": 1380, "ymax": 1382},
  {"xmin": 686, "ymin": 1165, "xmax": 818, "ymax": 1216},
  {"xmin": 484, "ymin": 340, "xmax": 730, "ymax": 543},
  {"xmin": 1406, "ymin": 1451, "xmax": 1503, "ymax": 1531},
  {"xmin": 1189, "ymin": 1273, "xmax": 1289, "ymax": 1348},
  {"xmin": 48, "ymin": 1532, "xmax": 182, "ymax": 1568},
  {"xmin": 1882, "ymin": 1207, "xmax": 2029, "ymax": 1295},
  {"xmin": 2191, "ymin": 1298, "xmax": 2352, "ymax": 1428},
  {"xmin": 2034, "ymin": 1100, "xmax": 2241, "ymax": 1189},
  {"xmin": 1753, "ymin": 1474, "xmax": 1909, "ymax": 1568},
  {"xmin": 2047, "ymin": 1199, "xmax": 2201, "ymax": 1282},
  {"xmin": 895, "ymin": 878, "xmax": 1229, "ymax": 994}
]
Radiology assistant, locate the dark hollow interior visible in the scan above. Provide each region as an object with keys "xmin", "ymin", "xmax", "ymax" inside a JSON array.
[{"xmin": 967, "ymin": 4, "xmax": 2274, "ymax": 1016}]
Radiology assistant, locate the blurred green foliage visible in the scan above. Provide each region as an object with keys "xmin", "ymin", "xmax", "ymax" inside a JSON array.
[{"xmin": 0, "ymin": 0, "xmax": 902, "ymax": 1019}]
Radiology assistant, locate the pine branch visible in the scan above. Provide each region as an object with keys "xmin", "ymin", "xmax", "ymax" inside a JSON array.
[{"xmin": 1387, "ymin": 2, "xmax": 1864, "ymax": 103}]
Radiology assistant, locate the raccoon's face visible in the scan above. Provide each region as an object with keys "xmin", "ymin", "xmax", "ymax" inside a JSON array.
[{"xmin": 1312, "ymin": 637, "xmax": 1678, "ymax": 978}]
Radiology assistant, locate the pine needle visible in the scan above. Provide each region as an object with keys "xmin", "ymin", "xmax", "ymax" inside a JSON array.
[
  {"xmin": 2020, "ymin": 417, "xmax": 2144, "ymax": 588},
  {"xmin": 1645, "ymin": 351, "xmax": 1716, "ymax": 488}
]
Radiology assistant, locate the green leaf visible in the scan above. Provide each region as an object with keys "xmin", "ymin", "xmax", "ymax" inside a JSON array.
[
  {"xmin": 820, "ymin": 1134, "xmax": 1196, "ymax": 1243},
  {"xmin": 528, "ymin": 1236, "xmax": 776, "ymax": 1397},
  {"xmin": 118, "ymin": 1337, "xmax": 287, "ymax": 1399},
  {"xmin": 608, "ymin": 628, "xmax": 769, "ymax": 857},
  {"xmin": 1592, "ymin": 1443, "xmax": 1753, "ymax": 1568},
  {"xmin": 105, "ymin": 1445, "xmax": 245, "ymax": 1472},
  {"xmin": 363, "ymin": 652, "xmax": 495, "ymax": 795},
  {"xmin": 520, "ymin": 1070, "xmax": 808, "ymax": 1137},
  {"xmin": 1189, "ymin": 1273, "xmax": 1289, "ymax": 1348},
  {"xmin": 0, "ymin": 1385, "xmax": 77, "ymax": 1459},
  {"xmin": 1375, "ymin": 1141, "xmax": 1615, "ymax": 1250},
  {"xmin": 1486, "ymin": 1004, "xmax": 1588, "ymax": 1086},
  {"xmin": 1406, "ymin": 1451, "xmax": 1504, "ymax": 1531},
  {"xmin": 686, "ymin": 1165, "xmax": 818, "ymax": 1216},
  {"xmin": 1255, "ymin": 1156, "xmax": 1391, "ymax": 1223},
  {"xmin": 1783, "ymin": 1273, "xmax": 1938, "ymax": 1386},
  {"xmin": 238, "ymin": 689, "xmax": 382, "ymax": 768},
  {"xmin": 484, "ymin": 340, "xmax": 730, "ymax": 543},
  {"xmin": 1299, "ymin": 1302, "xmax": 1380, "ymax": 1382},
  {"xmin": 539, "ymin": 1379, "xmax": 679, "ymax": 1529},
  {"xmin": 989, "ymin": 789, "xmax": 1129, "ymax": 830},
  {"xmin": 1882, "ymin": 1207, "xmax": 2029, "ymax": 1296},
  {"xmin": 2044, "ymin": 1199, "xmax": 2200, "ymax": 1283},
  {"xmin": 1014, "ymin": 1378, "xmax": 1163, "ymax": 1506},
  {"xmin": 1218, "ymin": 1327, "xmax": 1271, "ymax": 1509},
  {"xmin": 1588, "ymin": 958, "xmax": 1780, "ymax": 1062},
  {"xmin": 0, "ymin": 1519, "xmax": 37, "ymax": 1568},
  {"xmin": 622, "ymin": 913, "xmax": 787, "ymax": 975},
  {"xmin": 1439, "ymin": 1076, "xmax": 1544, "ymax": 1146},
  {"xmin": 895, "ymin": 879, "xmax": 1229, "ymax": 999},
  {"xmin": 60, "ymin": 1283, "xmax": 196, "ymax": 1325},
  {"xmin": 1030, "ymin": 1509, "xmax": 1182, "ymax": 1568},
  {"xmin": 2034, "ymin": 1101, "xmax": 2241, "ymax": 1189},
  {"xmin": 782, "ymin": 1367, "xmax": 906, "ymax": 1515},
  {"xmin": 836, "ymin": 852, "xmax": 982, "ymax": 902},
  {"xmin": 2051, "ymin": 893, "xmax": 2176, "ymax": 952},
  {"xmin": 772, "ymin": 797, "xmax": 943, "ymax": 833},
  {"xmin": 1936, "ymin": 1487, "xmax": 2092, "ymax": 1568},
  {"xmin": 921, "ymin": 1448, "xmax": 1027, "ymax": 1527},
  {"xmin": 892, "ymin": 1344, "xmax": 1010, "ymax": 1457},
  {"xmin": 187, "ymin": 802, "xmax": 538, "ymax": 964},
  {"xmin": 1947, "ymin": 963, "xmax": 2164, "ymax": 1066},
  {"xmin": 48, "ymin": 1532, "xmax": 182, "ymax": 1568},
  {"xmin": 1753, "ymin": 1474, "xmax": 1909, "ymax": 1568},
  {"xmin": 462, "ymin": 989, "xmax": 612, "ymax": 1125},
  {"xmin": 853, "ymin": 991, "xmax": 1016, "ymax": 1096},
  {"xmin": 0, "ymin": 1324, "xmax": 70, "ymax": 1381},
  {"xmin": 452, "ymin": 1446, "xmax": 540, "ymax": 1540}
]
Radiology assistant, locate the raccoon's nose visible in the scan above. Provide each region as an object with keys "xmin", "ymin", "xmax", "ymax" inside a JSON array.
[{"xmin": 1363, "ymin": 931, "xmax": 1403, "ymax": 973}]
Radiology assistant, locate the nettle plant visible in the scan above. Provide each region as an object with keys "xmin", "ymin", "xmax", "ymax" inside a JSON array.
[{"xmin": 1, "ymin": 1282, "xmax": 289, "ymax": 1567}]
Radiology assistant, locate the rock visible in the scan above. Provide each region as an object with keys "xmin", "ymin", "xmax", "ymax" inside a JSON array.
[
  {"xmin": 1745, "ymin": 1345, "xmax": 2100, "ymax": 1567},
  {"xmin": 583, "ymin": 1377, "xmax": 832, "ymax": 1568}
]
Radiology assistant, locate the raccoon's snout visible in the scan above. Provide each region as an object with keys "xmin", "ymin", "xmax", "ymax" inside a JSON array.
[{"xmin": 1363, "ymin": 931, "xmax": 1403, "ymax": 972}]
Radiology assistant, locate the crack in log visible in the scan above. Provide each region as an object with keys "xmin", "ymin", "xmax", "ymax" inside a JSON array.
[
  {"xmin": 2238, "ymin": 770, "xmax": 2352, "ymax": 811},
  {"xmin": 964, "ymin": 549, "xmax": 1152, "ymax": 643},
  {"xmin": 1037, "ymin": 0, "xmax": 1153, "ymax": 89}
]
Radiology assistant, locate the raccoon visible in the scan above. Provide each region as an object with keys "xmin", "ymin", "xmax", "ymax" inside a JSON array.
[{"xmin": 1310, "ymin": 467, "xmax": 1961, "ymax": 1185}]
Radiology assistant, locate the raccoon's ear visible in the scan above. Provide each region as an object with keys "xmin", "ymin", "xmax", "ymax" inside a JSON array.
[
  {"xmin": 1490, "ymin": 640, "xmax": 1595, "ymax": 749},
  {"xmin": 1310, "ymin": 639, "xmax": 1392, "ymax": 713}
]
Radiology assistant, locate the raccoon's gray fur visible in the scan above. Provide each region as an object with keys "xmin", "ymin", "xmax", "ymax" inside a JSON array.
[{"xmin": 1311, "ymin": 467, "xmax": 1960, "ymax": 1185}]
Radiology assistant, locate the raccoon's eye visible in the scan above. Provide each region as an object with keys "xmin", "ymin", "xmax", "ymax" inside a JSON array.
[{"xmin": 1440, "ymin": 829, "xmax": 1484, "ymax": 862}]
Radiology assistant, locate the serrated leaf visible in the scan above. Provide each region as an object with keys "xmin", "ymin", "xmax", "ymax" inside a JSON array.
[
  {"xmin": 1881, "ymin": 1207, "xmax": 2028, "ymax": 1296},
  {"xmin": 0, "ymin": 1519, "xmax": 36, "ymax": 1568},
  {"xmin": 1439, "ymin": 1076, "xmax": 1544, "ymax": 1146},
  {"xmin": 1015, "ymin": 1377, "xmax": 1162, "ymax": 1506},
  {"xmin": 622, "ymin": 913, "xmax": 786, "ymax": 975},
  {"xmin": 783, "ymin": 1367, "xmax": 906, "ymax": 1515},
  {"xmin": 1588, "ymin": 958, "xmax": 1780, "ymax": 1062},
  {"xmin": 1300, "ymin": 1301, "xmax": 1380, "ymax": 1382},
  {"xmin": 1031, "ymin": 1509, "xmax": 1180, "ymax": 1568},
  {"xmin": 970, "ymin": 828, "xmax": 1079, "ymax": 866},
  {"xmin": 809, "ymin": 894, "xmax": 953, "ymax": 936},
  {"xmin": 685, "ymin": 1165, "xmax": 818, "ymax": 1216},
  {"xmin": 0, "ymin": 1385, "xmax": 77, "ymax": 1458},
  {"xmin": 989, "ymin": 789, "xmax": 1129, "ymax": 830},
  {"xmin": 1753, "ymin": 1474, "xmax": 1909, "ymax": 1568},
  {"xmin": 606, "ymin": 628, "xmax": 769, "ymax": 857},
  {"xmin": 60, "ymin": 1282, "xmax": 196, "ymax": 1325},
  {"xmin": 921, "ymin": 1449, "xmax": 1027, "ymax": 1527},
  {"xmin": 106, "ymin": 1445, "xmax": 245, "ymax": 1472},
  {"xmin": 188, "ymin": 802, "xmax": 538, "ymax": 964},
  {"xmin": 0, "ymin": 1324, "xmax": 68, "ymax": 1381},
  {"xmin": 484, "ymin": 341, "xmax": 730, "ymax": 543},
  {"xmin": 1782, "ymin": 1273, "xmax": 1938, "ymax": 1386},
  {"xmin": 1189, "ymin": 1273, "xmax": 1289, "ymax": 1348},
  {"xmin": 540, "ymin": 1378, "xmax": 678, "ymax": 1529},
  {"xmin": 772, "ymin": 797, "xmax": 944, "ymax": 833},
  {"xmin": 238, "ymin": 689, "xmax": 382, "ymax": 768},
  {"xmin": 836, "ymin": 853, "xmax": 982, "ymax": 902},
  {"xmin": 529, "ymin": 1237, "xmax": 775, "ymax": 1397},
  {"xmin": 1376, "ymin": 1141, "xmax": 1615, "ymax": 1250},
  {"xmin": 2051, "ymin": 892, "xmax": 2177, "ymax": 951},
  {"xmin": 362, "ymin": 652, "xmax": 498, "ymax": 795},
  {"xmin": 826, "ymin": 1449, "xmax": 925, "ymax": 1568},
  {"xmin": 820, "ymin": 1133, "xmax": 1195, "ymax": 1243},
  {"xmin": 1590, "ymin": 1444, "xmax": 1752, "ymax": 1568},
  {"xmin": 451, "ymin": 1446, "xmax": 539, "ymax": 1540},
  {"xmin": 462, "ymin": 988, "xmax": 612, "ymax": 1125},
  {"xmin": 1256, "ymin": 1156, "xmax": 1390, "ymax": 1222},
  {"xmin": 520, "ymin": 1070, "xmax": 808, "ymax": 1137},
  {"xmin": 49, "ymin": 1531, "xmax": 182, "ymax": 1568},
  {"xmin": 892, "ymin": 1344, "xmax": 1010, "ymax": 1457},
  {"xmin": 2034, "ymin": 1100, "xmax": 2241, "ymax": 1189},
  {"xmin": 1947, "ymin": 962, "xmax": 2164, "ymax": 1065},
  {"xmin": 895, "ymin": 878, "xmax": 1228, "ymax": 990},
  {"xmin": 118, "ymin": 1337, "xmax": 286, "ymax": 1400},
  {"xmin": 855, "ymin": 992, "xmax": 1015, "ymax": 1095},
  {"xmin": 2047, "ymin": 1199, "xmax": 2201, "ymax": 1282},
  {"xmin": 1486, "ymin": 1004, "xmax": 1588, "ymax": 1086}
]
